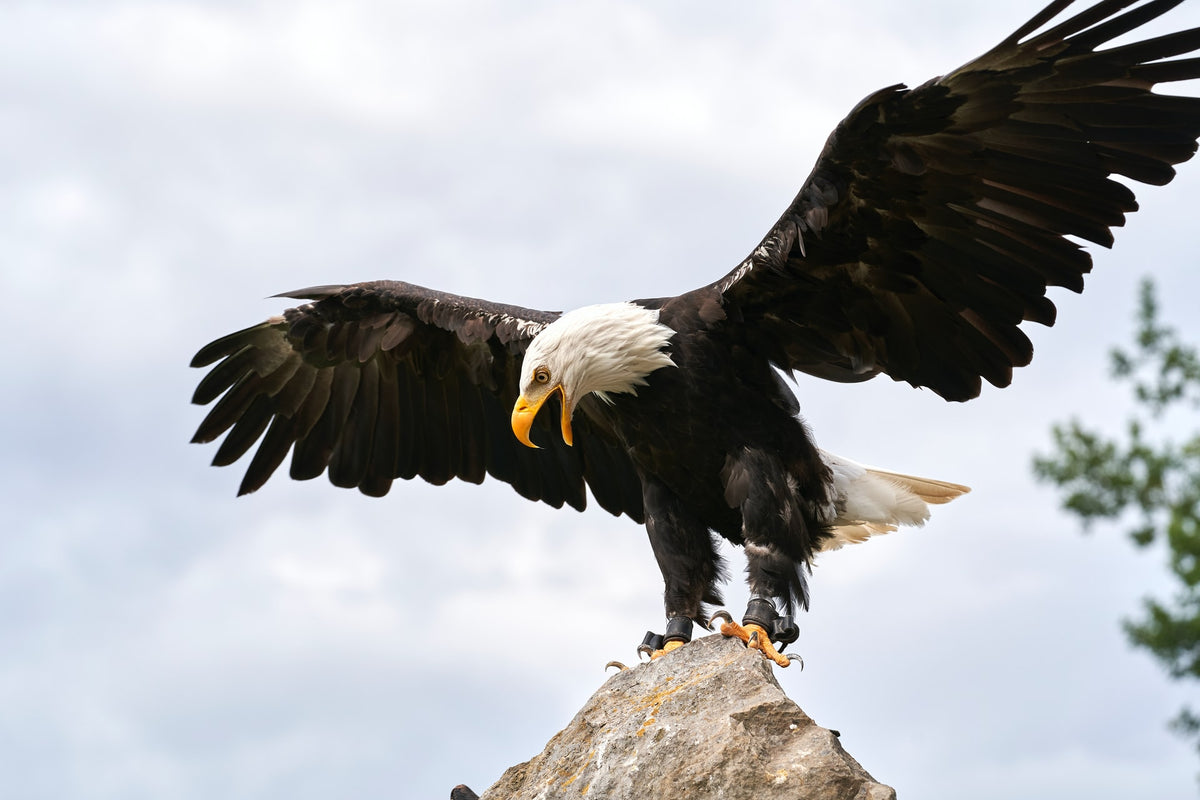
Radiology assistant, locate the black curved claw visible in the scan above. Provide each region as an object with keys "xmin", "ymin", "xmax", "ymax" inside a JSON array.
[
  {"xmin": 605, "ymin": 660, "xmax": 629, "ymax": 672},
  {"xmin": 638, "ymin": 630, "xmax": 664, "ymax": 660},
  {"xmin": 709, "ymin": 609, "xmax": 733, "ymax": 627},
  {"xmin": 781, "ymin": 653, "xmax": 805, "ymax": 671}
]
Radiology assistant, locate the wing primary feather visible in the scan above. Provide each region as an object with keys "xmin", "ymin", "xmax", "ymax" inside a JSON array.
[
  {"xmin": 190, "ymin": 323, "xmax": 278, "ymax": 368},
  {"xmin": 997, "ymin": 0, "xmax": 1077, "ymax": 47},
  {"xmin": 239, "ymin": 415, "xmax": 299, "ymax": 496},
  {"xmin": 1131, "ymin": 56, "xmax": 1200, "ymax": 85},
  {"xmin": 1058, "ymin": 0, "xmax": 1186, "ymax": 53},
  {"xmin": 211, "ymin": 394, "xmax": 274, "ymax": 467},
  {"xmin": 455, "ymin": 379, "xmax": 488, "ymax": 485},
  {"xmin": 418, "ymin": 369, "xmax": 453, "ymax": 486},
  {"xmin": 291, "ymin": 367, "xmax": 334, "ymax": 441},
  {"xmin": 328, "ymin": 362, "xmax": 379, "ymax": 489},
  {"xmin": 393, "ymin": 364, "xmax": 418, "ymax": 481},
  {"xmin": 191, "ymin": 345, "xmax": 256, "ymax": 405},
  {"xmin": 289, "ymin": 362, "xmax": 359, "ymax": 481},
  {"xmin": 360, "ymin": 363, "xmax": 399, "ymax": 497},
  {"xmin": 192, "ymin": 375, "xmax": 261, "ymax": 444}
]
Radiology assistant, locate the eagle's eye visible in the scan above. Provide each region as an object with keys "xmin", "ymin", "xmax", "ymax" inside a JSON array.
[{"xmin": 533, "ymin": 366, "xmax": 551, "ymax": 385}]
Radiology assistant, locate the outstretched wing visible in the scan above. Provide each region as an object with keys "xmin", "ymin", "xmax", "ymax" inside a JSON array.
[
  {"xmin": 190, "ymin": 280, "xmax": 645, "ymax": 520},
  {"xmin": 714, "ymin": 0, "xmax": 1200, "ymax": 401}
]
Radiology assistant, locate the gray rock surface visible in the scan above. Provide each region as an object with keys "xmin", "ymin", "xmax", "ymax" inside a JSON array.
[{"xmin": 475, "ymin": 633, "xmax": 895, "ymax": 799}]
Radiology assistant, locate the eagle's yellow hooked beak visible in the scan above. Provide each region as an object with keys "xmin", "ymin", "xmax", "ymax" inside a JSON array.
[{"xmin": 511, "ymin": 385, "xmax": 573, "ymax": 448}]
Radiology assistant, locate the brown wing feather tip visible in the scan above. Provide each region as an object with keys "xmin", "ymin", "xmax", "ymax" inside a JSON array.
[
  {"xmin": 271, "ymin": 285, "xmax": 349, "ymax": 300},
  {"xmin": 189, "ymin": 332, "xmax": 248, "ymax": 369}
]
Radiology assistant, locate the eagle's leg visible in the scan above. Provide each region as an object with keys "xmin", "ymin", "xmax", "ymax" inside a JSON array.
[
  {"xmin": 717, "ymin": 446, "xmax": 820, "ymax": 668},
  {"xmin": 639, "ymin": 482, "xmax": 725, "ymax": 660},
  {"xmin": 715, "ymin": 598, "xmax": 800, "ymax": 668}
]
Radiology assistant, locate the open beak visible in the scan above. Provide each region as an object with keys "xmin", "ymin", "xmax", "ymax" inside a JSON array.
[{"xmin": 511, "ymin": 385, "xmax": 573, "ymax": 448}]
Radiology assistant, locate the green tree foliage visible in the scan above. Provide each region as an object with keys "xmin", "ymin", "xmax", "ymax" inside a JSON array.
[{"xmin": 1033, "ymin": 279, "xmax": 1200, "ymax": 749}]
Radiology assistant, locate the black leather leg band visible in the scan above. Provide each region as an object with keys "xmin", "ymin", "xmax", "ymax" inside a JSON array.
[
  {"xmin": 772, "ymin": 615, "xmax": 799, "ymax": 646},
  {"xmin": 639, "ymin": 616, "xmax": 695, "ymax": 657},
  {"xmin": 742, "ymin": 597, "xmax": 800, "ymax": 647},
  {"xmin": 664, "ymin": 616, "xmax": 693, "ymax": 644},
  {"xmin": 742, "ymin": 597, "xmax": 778, "ymax": 629}
]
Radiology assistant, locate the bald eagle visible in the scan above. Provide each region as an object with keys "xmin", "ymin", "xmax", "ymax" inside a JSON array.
[{"xmin": 191, "ymin": 0, "xmax": 1200, "ymax": 666}]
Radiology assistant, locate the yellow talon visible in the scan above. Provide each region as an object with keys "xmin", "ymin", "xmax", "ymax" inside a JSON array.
[
  {"xmin": 649, "ymin": 639, "xmax": 686, "ymax": 659},
  {"xmin": 718, "ymin": 620, "xmax": 791, "ymax": 668}
]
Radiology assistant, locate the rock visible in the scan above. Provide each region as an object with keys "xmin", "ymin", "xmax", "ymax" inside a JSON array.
[{"xmin": 473, "ymin": 633, "xmax": 895, "ymax": 799}]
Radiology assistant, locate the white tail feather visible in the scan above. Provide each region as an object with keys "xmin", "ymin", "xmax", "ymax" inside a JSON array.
[{"xmin": 819, "ymin": 451, "xmax": 970, "ymax": 553}]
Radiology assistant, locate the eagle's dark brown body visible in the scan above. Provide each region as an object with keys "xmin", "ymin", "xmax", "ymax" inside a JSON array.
[{"xmin": 591, "ymin": 290, "xmax": 833, "ymax": 618}]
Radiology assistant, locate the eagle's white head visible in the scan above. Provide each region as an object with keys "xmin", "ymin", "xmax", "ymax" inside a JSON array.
[{"xmin": 511, "ymin": 302, "xmax": 676, "ymax": 447}]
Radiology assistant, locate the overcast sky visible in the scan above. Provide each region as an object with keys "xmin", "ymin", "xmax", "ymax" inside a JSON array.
[{"xmin": 5, "ymin": 1, "xmax": 1200, "ymax": 798}]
